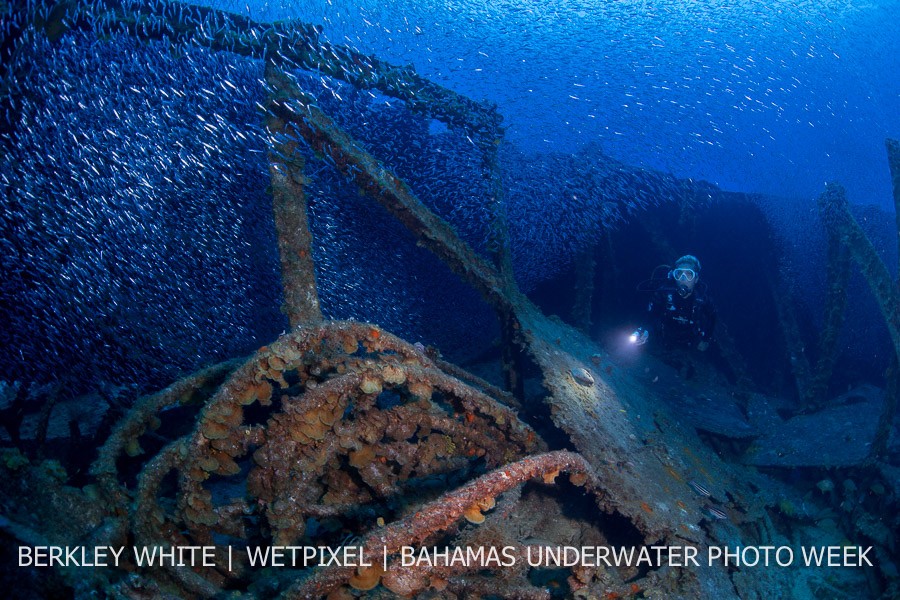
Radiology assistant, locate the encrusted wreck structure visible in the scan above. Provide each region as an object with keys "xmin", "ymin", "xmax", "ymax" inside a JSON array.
[{"xmin": 1, "ymin": 1, "xmax": 898, "ymax": 599}]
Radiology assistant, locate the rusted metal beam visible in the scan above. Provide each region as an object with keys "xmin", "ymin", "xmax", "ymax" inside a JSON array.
[
  {"xmin": 264, "ymin": 67, "xmax": 516, "ymax": 316},
  {"xmin": 47, "ymin": 0, "xmax": 501, "ymax": 136},
  {"xmin": 482, "ymin": 141, "xmax": 514, "ymax": 284},
  {"xmin": 819, "ymin": 148, "xmax": 900, "ymax": 460},
  {"xmin": 868, "ymin": 356, "xmax": 898, "ymax": 463},
  {"xmin": 480, "ymin": 141, "xmax": 527, "ymax": 394},
  {"xmin": 886, "ymin": 139, "xmax": 900, "ymax": 281},
  {"xmin": 264, "ymin": 62, "xmax": 323, "ymax": 328},
  {"xmin": 818, "ymin": 182, "xmax": 900, "ymax": 360},
  {"xmin": 803, "ymin": 229, "xmax": 850, "ymax": 408}
]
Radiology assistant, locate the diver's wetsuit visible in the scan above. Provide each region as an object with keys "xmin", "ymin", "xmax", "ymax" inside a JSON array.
[{"xmin": 647, "ymin": 281, "xmax": 716, "ymax": 349}]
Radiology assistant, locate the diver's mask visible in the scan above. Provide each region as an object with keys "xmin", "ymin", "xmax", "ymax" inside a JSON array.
[
  {"xmin": 672, "ymin": 267, "xmax": 696, "ymax": 297},
  {"xmin": 672, "ymin": 267, "xmax": 696, "ymax": 282}
]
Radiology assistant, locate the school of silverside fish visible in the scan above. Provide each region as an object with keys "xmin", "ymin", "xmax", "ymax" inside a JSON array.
[{"xmin": 0, "ymin": 0, "xmax": 714, "ymax": 396}]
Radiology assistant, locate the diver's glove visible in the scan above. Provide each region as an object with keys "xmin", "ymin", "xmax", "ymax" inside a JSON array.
[
  {"xmin": 697, "ymin": 340, "xmax": 709, "ymax": 352},
  {"xmin": 630, "ymin": 328, "xmax": 649, "ymax": 346}
]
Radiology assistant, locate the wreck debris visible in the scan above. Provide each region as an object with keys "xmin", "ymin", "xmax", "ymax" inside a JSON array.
[
  {"xmin": 284, "ymin": 450, "xmax": 595, "ymax": 599},
  {"xmin": 132, "ymin": 440, "xmax": 224, "ymax": 599},
  {"xmin": 83, "ymin": 320, "xmax": 551, "ymax": 596},
  {"xmin": 745, "ymin": 384, "xmax": 884, "ymax": 467},
  {"xmin": 430, "ymin": 352, "xmax": 521, "ymax": 410},
  {"xmin": 90, "ymin": 358, "xmax": 242, "ymax": 502},
  {"xmin": 180, "ymin": 322, "xmax": 541, "ymax": 542}
]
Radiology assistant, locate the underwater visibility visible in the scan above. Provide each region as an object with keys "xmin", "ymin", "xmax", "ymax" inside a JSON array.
[{"xmin": 2, "ymin": 0, "xmax": 899, "ymax": 598}]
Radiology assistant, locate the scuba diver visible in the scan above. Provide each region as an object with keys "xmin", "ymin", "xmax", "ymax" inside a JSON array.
[{"xmin": 633, "ymin": 255, "xmax": 716, "ymax": 352}]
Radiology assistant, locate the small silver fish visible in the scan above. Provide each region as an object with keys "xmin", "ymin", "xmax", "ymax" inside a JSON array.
[
  {"xmin": 703, "ymin": 505, "xmax": 728, "ymax": 520},
  {"xmin": 688, "ymin": 480, "xmax": 712, "ymax": 498}
]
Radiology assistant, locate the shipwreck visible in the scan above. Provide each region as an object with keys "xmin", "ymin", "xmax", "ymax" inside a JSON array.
[{"xmin": 0, "ymin": 1, "xmax": 898, "ymax": 598}]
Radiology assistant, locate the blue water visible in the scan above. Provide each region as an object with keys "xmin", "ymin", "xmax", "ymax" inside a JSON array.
[{"xmin": 209, "ymin": 0, "xmax": 900, "ymax": 207}]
